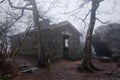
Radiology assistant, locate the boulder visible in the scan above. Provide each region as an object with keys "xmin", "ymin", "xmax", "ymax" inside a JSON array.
[
  {"xmin": 111, "ymin": 53, "xmax": 120, "ymax": 62},
  {"xmin": 92, "ymin": 23, "xmax": 120, "ymax": 58},
  {"xmin": 98, "ymin": 56, "xmax": 111, "ymax": 62}
]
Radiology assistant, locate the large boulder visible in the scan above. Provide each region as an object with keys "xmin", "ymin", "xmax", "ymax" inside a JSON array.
[{"xmin": 92, "ymin": 23, "xmax": 120, "ymax": 58}]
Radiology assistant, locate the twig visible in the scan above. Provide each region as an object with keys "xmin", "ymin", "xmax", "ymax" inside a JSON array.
[
  {"xmin": 63, "ymin": 0, "xmax": 91, "ymax": 14},
  {"xmin": 1, "ymin": 9, "xmax": 25, "ymax": 32},
  {"xmin": 8, "ymin": 0, "xmax": 32, "ymax": 10},
  {"xmin": 0, "ymin": 0, "xmax": 5, "ymax": 3},
  {"xmin": 96, "ymin": 18, "xmax": 106, "ymax": 24}
]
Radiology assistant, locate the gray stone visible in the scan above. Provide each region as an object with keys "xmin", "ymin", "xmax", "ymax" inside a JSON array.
[
  {"xmin": 111, "ymin": 53, "xmax": 120, "ymax": 61},
  {"xmin": 93, "ymin": 23, "xmax": 120, "ymax": 57},
  {"xmin": 103, "ymin": 70, "xmax": 113, "ymax": 75},
  {"xmin": 30, "ymin": 67, "xmax": 39, "ymax": 71},
  {"xmin": 21, "ymin": 69, "xmax": 32, "ymax": 73},
  {"xmin": 98, "ymin": 56, "xmax": 111, "ymax": 62}
]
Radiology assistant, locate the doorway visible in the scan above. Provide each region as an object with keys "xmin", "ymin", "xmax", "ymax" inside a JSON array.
[{"xmin": 63, "ymin": 35, "xmax": 69, "ymax": 52}]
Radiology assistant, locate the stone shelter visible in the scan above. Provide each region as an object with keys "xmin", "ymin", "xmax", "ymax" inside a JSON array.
[{"xmin": 10, "ymin": 20, "xmax": 83, "ymax": 61}]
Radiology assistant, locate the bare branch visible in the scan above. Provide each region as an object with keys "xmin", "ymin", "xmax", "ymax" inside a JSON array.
[
  {"xmin": 84, "ymin": 9, "xmax": 91, "ymax": 20},
  {"xmin": 1, "ymin": 9, "xmax": 25, "ymax": 32},
  {"xmin": 43, "ymin": 0, "xmax": 57, "ymax": 15},
  {"xmin": 63, "ymin": 0, "xmax": 91, "ymax": 14},
  {"xmin": 112, "ymin": 0, "xmax": 116, "ymax": 13},
  {"xmin": 20, "ymin": 24, "xmax": 33, "ymax": 43},
  {"xmin": 96, "ymin": 18, "xmax": 106, "ymax": 24},
  {"xmin": 8, "ymin": 0, "xmax": 32, "ymax": 10},
  {"xmin": 11, "ymin": 23, "xmax": 33, "ymax": 60},
  {"xmin": 0, "ymin": 0, "xmax": 5, "ymax": 3},
  {"xmin": 74, "ymin": 16, "xmax": 88, "ymax": 29},
  {"xmin": 97, "ymin": 0, "xmax": 104, "ymax": 3}
]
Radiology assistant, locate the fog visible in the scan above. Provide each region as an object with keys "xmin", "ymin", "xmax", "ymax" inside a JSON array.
[
  {"xmin": 0, "ymin": 0, "xmax": 120, "ymax": 35},
  {"xmin": 1, "ymin": 1, "xmax": 120, "ymax": 78}
]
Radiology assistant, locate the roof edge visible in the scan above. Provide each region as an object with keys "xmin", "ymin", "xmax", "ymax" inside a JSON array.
[{"xmin": 49, "ymin": 21, "xmax": 83, "ymax": 36}]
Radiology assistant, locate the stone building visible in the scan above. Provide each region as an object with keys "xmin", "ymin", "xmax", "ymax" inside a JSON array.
[{"xmin": 10, "ymin": 20, "xmax": 83, "ymax": 61}]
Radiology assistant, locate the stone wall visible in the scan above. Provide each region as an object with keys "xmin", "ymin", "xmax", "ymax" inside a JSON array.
[{"xmin": 10, "ymin": 22, "xmax": 82, "ymax": 61}]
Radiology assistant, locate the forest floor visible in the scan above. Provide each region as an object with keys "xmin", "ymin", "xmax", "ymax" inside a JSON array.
[{"xmin": 12, "ymin": 56, "xmax": 120, "ymax": 80}]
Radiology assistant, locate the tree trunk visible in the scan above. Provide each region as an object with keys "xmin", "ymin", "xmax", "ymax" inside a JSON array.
[
  {"xmin": 30, "ymin": 0, "xmax": 47, "ymax": 67},
  {"xmin": 77, "ymin": 0, "xmax": 100, "ymax": 72}
]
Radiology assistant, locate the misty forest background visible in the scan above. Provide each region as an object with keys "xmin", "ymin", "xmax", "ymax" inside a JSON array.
[{"xmin": 0, "ymin": 0, "xmax": 120, "ymax": 80}]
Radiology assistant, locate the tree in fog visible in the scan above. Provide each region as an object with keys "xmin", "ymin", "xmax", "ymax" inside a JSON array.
[
  {"xmin": 7, "ymin": 0, "xmax": 55, "ymax": 67},
  {"xmin": 76, "ymin": 0, "xmax": 104, "ymax": 72},
  {"xmin": 0, "ymin": 3, "xmax": 26, "ymax": 76}
]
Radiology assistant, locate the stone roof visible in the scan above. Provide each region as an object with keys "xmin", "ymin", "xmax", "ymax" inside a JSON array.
[
  {"xmin": 48, "ymin": 21, "xmax": 82, "ymax": 36},
  {"xmin": 10, "ymin": 21, "xmax": 83, "ymax": 37}
]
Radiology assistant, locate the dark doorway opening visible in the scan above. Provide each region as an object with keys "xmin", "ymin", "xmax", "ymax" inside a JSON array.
[{"xmin": 63, "ymin": 35, "xmax": 69, "ymax": 52}]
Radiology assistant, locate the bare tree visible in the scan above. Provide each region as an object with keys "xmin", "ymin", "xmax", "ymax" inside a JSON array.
[
  {"xmin": 0, "ymin": 1, "xmax": 33, "ymax": 76},
  {"xmin": 77, "ymin": 0, "xmax": 104, "ymax": 72},
  {"xmin": 0, "ymin": 6, "xmax": 25, "ymax": 54},
  {"xmin": 0, "ymin": 0, "xmax": 5, "ymax": 3},
  {"xmin": 8, "ymin": 0, "xmax": 53, "ymax": 68}
]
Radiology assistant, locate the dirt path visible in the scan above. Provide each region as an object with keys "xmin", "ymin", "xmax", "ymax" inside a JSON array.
[{"xmin": 13, "ymin": 56, "xmax": 120, "ymax": 80}]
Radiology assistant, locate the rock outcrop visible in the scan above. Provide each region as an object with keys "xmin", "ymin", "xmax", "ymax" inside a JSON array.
[{"xmin": 92, "ymin": 23, "xmax": 120, "ymax": 58}]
